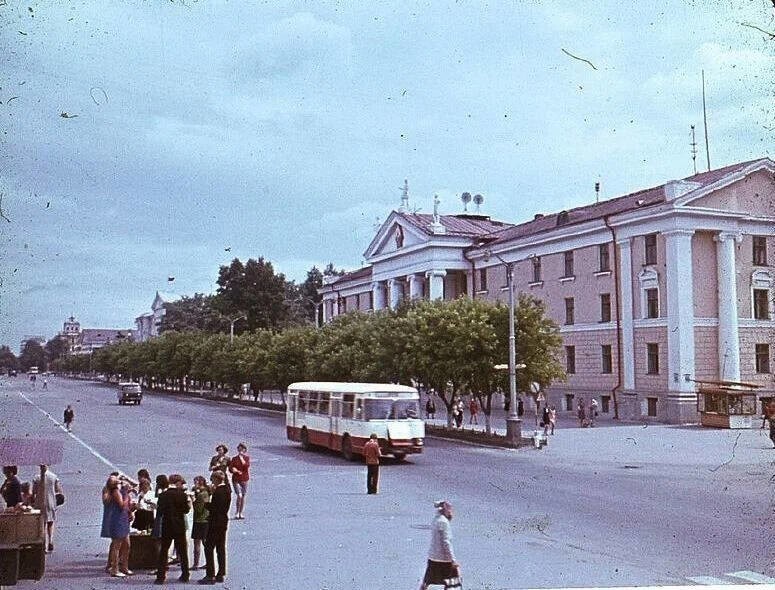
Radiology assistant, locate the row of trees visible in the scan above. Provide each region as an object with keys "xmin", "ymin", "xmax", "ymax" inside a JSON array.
[
  {"xmin": 161, "ymin": 259, "xmax": 345, "ymax": 334},
  {"xmin": 53, "ymin": 295, "xmax": 565, "ymax": 432}
]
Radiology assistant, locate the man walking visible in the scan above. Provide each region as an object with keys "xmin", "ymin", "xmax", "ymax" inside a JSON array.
[
  {"xmin": 762, "ymin": 399, "xmax": 775, "ymax": 448},
  {"xmin": 363, "ymin": 433, "xmax": 381, "ymax": 494},
  {"xmin": 199, "ymin": 470, "xmax": 230, "ymax": 585},
  {"xmin": 63, "ymin": 405, "xmax": 74, "ymax": 432},
  {"xmin": 419, "ymin": 500, "xmax": 460, "ymax": 590},
  {"xmin": 155, "ymin": 474, "xmax": 191, "ymax": 584}
]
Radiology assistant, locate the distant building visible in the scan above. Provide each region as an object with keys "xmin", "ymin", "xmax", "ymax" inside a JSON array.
[
  {"xmin": 56, "ymin": 316, "xmax": 134, "ymax": 354},
  {"xmin": 320, "ymin": 158, "xmax": 775, "ymax": 424},
  {"xmin": 60, "ymin": 316, "xmax": 81, "ymax": 353},
  {"xmin": 76, "ymin": 329, "xmax": 133, "ymax": 354},
  {"xmin": 134, "ymin": 291, "xmax": 181, "ymax": 342}
]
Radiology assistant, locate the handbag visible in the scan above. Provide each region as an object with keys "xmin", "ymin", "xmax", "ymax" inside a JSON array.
[{"xmin": 55, "ymin": 493, "xmax": 65, "ymax": 506}]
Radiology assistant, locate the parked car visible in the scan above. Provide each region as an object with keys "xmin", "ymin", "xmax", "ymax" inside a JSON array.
[
  {"xmin": 7, "ymin": 369, "xmax": 17, "ymax": 377},
  {"xmin": 117, "ymin": 382, "xmax": 143, "ymax": 405}
]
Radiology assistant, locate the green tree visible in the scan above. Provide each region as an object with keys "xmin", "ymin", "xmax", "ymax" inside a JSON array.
[
  {"xmin": 19, "ymin": 340, "xmax": 45, "ymax": 371},
  {"xmin": 44, "ymin": 336, "xmax": 69, "ymax": 365},
  {"xmin": 267, "ymin": 326, "xmax": 321, "ymax": 401},
  {"xmin": 0, "ymin": 345, "xmax": 18, "ymax": 372},
  {"xmin": 160, "ymin": 294, "xmax": 228, "ymax": 334},
  {"xmin": 215, "ymin": 257, "xmax": 289, "ymax": 332}
]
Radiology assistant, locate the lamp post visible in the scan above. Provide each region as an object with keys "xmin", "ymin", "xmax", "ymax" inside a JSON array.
[
  {"xmin": 484, "ymin": 250, "xmax": 534, "ymax": 446},
  {"xmin": 229, "ymin": 315, "xmax": 246, "ymax": 343}
]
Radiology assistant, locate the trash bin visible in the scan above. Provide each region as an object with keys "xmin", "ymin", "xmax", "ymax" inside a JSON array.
[
  {"xmin": 18, "ymin": 543, "xmax": 45, "ymax": 580},
  {"xmin": 0, "ymin": 546, "xmax": 20, "ymax": 585},
  {"xmin": 128, "ymin": 534, "xmax": 159, "ymax": 570}
]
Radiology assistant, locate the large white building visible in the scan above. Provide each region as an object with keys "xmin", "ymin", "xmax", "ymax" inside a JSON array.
[
  {"xmin": 320, "ymin": 158, "xmax": 775, "ymax": 423},
  {"xmin": 134, "ymin": 291, "xmax": 181, "ymax": 342}
]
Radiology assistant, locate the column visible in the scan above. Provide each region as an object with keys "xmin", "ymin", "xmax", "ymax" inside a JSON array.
[
  {"xmin": 664, "ymin": 229, "xmax": 696, "ymax": 392},
  {"xmin": 425, "ymin": 270, "xmax": 446, "ymax": 300},
  {"xmin": 372, "ymin": 281, "xmax": 387, "ymax": 310},
  {"xmin": 408, "ymin": 274, "xmax": 424, "ymax": 299},
  {"xmin": 715, "ymin": 231, "xmax": 742, "ymax": 382},
  {"xmin": 617, "ymin": 238, "xmax": 635, "ymax": 391},
  {"xmin": 388, "ymin": 278, "xmax": 403, "ymax": 310}
]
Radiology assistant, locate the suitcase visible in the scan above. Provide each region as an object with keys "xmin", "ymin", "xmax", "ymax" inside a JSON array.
[
  {"xmin": 128, "ymin": 534, "xmax": 159, "ymax": 570},
  {"xmin": 0, "ymin": 547, "xmax": 19, "ymax": 585},
  {"xmin": 18, "ymin": 543, "xmax": 45, "ymax": 580}
]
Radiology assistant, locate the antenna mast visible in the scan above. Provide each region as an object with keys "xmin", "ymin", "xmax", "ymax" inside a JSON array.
[
  {"xmin": 594, "ymin": 182, "xmax": 600, "ymax": 204},
  {"xmin": 398, "ymin": 179, "xmax": 410, "ymax": 213},
  {"xmin": 690, "ymin": 125, "xmax": 698, "ymax": 175},
  {"xmin": 702, "ymin": 70, "xmax": 711, "ymax": 172}
]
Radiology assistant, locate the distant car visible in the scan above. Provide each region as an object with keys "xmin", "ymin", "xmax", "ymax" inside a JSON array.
[
  {"xmin": 29, "ymin": 366, "xmax": 39, "ymax": 375},
  {"xmin": 7, "ymin": 369, "xmax": 17, "ymax": 377},
  {"xmin": 117, "ymin": 382, "xmax": 143, "ymax": 405}
]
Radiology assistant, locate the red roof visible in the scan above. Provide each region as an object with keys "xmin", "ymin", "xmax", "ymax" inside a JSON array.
[
  {"xmin": 487, "ymin": 158, "xmax": 768, "ymax": 244},
  {"xmin": 397, "ymin": 212, "xmax": 513, "ymax": 237}
]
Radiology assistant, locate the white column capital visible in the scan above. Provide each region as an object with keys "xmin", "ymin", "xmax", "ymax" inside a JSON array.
[
  {"xmin": 662, "ymin": 229, "xmax": 695, "ymax": 239},
  {"xmin": 425, "ymin": 269, "xmax": 447, "ymax": 279},
  {"xmin": 714, "ymin": 231, "xmax": 743, "ymax": 244}
]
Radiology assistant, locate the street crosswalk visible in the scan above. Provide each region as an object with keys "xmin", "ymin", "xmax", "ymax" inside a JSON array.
[{"xmin": 687, "ymin": 569, "xmax": 775, "ymax": 585}]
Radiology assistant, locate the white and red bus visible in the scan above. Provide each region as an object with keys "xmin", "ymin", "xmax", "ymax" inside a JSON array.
[{"xmin": 286, "ymin": 382, "xmax": 425, "ymax": 461}]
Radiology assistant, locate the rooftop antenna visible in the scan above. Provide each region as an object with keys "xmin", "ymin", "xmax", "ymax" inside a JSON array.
[
  {"xmin": 690, "ymin": 125, "xmax": 698, "ymax": 175},
  {"xmin": 594, "ymin": 182, "xmax": 600, "ymax": 204},
  {"xmin": 702, "ymin": 70, "xmax": 711, "ymax": 172},
  {"xmin": 473, "ymin": 193, "xmax": 484, "ymax": 213},
  {"xmin": 398, "ymin": 179, "xmax": 410, "ymax": 212},
  {"xmin": 461, "ymin": 191, "xmax": 472, "ymax": 212}
]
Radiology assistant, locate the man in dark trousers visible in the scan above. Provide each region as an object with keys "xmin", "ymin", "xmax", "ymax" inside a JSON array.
[
  {"xmin": 198, "ymin": 470, "xmax": 231, "ymax": 585},
  {"xmin": 155, "ymin": 473, "xmax": 191, "ymax": 584},
  {"xmin": 363, "ymin": 433, "xmax": 381, "ymax": 494}
]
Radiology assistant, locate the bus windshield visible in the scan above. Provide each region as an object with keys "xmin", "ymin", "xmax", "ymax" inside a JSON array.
[{"xmin": 363, "ymin": 399, "xmax": 419, "ymax": 420}]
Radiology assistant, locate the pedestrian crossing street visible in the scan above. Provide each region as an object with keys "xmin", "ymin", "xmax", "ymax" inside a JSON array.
[{"xmin": 687, "ymin": 569, "xmax": 775, "ymax": 585}]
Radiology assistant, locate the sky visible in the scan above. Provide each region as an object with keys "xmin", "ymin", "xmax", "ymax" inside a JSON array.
[{"xmin": 1, "ymin": 0, "xmax": 773, "ymax": 352}]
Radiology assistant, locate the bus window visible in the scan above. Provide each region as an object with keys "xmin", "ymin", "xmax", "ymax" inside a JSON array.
[
  {"xmin": 319, "ymin": 392, "xmax": 330, "ymax": 415},
  {"xmin": 307, "ymin": 391, "xmax": 319, "ymax": 414},
  {"xmin": 330, "ymin": 399, "xmax": 341, "ymax": 417},
  {"xmin": 355, "ymin": 398, "xmax": 364, "ymax": 420},
  {"xmin": 364, "ymin": 399, "xmax": 420, "ymax": 420},
  {"xmin": 298, "ymin": 394, "xmax": 307, "ymax": 412},
  {"xmin": 342, "ymin": 394, "xmax": 354, "ymax": 418}
]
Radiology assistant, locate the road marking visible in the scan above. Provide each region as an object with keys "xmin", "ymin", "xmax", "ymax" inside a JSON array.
[
  {"xmin": 19, "ymin": 391, "xmax": 120, "ymax": 472},
  {"xmin": 686, "ymin": 576, "xmax": 735, "ymax": 585},
  {"xmin": 727, "ymin": 571, "xmax": 775, "ymax": 584}
]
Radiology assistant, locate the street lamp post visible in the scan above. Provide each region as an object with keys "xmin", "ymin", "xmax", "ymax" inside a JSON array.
[
  {"xmin": 485, "ymin": 249, "xmax": 533, "ymax": 446},
  {"xmin": 229, "ymin": 315, "xmax": 246, "ymax": 343}
]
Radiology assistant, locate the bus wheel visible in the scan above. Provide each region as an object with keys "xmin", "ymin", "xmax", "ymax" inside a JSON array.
[
  {"xmin": 393, "ymin": 453, "xmax": 406, "ymax": 462},
  {"xmin": 341, "ymin": 435, "xmax": 354, "ymax": 461},
  {"xmin": 301, "ymin": 427, "xmax": 311, "ymax": 451}
]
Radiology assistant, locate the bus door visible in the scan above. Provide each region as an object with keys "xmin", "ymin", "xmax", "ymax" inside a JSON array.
[{"xmin": 330, "ymin": 398, "xmax": 341, "ymax": 438}]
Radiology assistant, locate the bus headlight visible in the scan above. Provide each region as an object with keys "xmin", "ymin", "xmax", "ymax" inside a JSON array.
[{"xmin": 413, "ymin": 438, "xmax": 423, "ymax": 446}]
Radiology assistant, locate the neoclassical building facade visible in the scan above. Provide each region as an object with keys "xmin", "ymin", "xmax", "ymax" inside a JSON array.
[{"xmin": 320, "ymin": 158, "xmax": 775, "ymax": 423}]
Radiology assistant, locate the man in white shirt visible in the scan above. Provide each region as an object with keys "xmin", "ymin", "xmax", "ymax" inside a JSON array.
[{"xmin": 419, "ymin": 500, "xmax": 460, "ymax": 589}]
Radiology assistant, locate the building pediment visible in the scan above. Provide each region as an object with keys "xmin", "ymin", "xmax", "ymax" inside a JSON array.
[{"xmin": 364, "ymin": 212, "xmax": 428, "ymax": 261}]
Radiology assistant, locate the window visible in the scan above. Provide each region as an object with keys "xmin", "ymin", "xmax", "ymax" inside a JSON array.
[
  {"xmin": 601, "ymin": 395, "xmax": 610, "ymax": 414},
  {"xmin": 647, "ymin": 343, "xmax": 659, "ymax": 374},
  {"xmin": 646, "ymin": 288, "xmax": 659, "ymax": 319},
  {"xmin": 564, "ymin": 298, "xmax": 575, "ymax": 325},
  {"xmin": 755, "ymin": 343, "xmax": 770, "ymax": 373},
  {"xmin": 565, "ymin": 394, "xmax": 574, "ymax": 411},
  {"xmin": 645, "ymin": 234, "xmax": 657, "ymax": 265},
  {"xmin": 339, "ymin": 298, "xmax": 347, "ymax": 314},
  {"xmin": 601, "ymin": 345, "xmax": 613, "ymax": 374},
  {"xmin": 647, "ymin": 397, "xmax": 658, "ymax": 417},
  {"xmin": 563, "ymin": 250, "xmax": 574, "ymax": 277},
  {"xmin": 753, "ymin": 289, "xmax": 770, "ymax": 320},
  {"xmin": 478, "ymin": 268, "xmax": 488, "ymax": 292},
  {"xmin": 366, "ymin": 292, "xmax": 374, "ymax": 311},
  {"xmin": 565, "ymin": 345, "xmax": 576, "ymax": 374},
  {"xmin": 598, "ymin": 244, "xmax": 611, "ymax": 272},
  {"xmin": 318, "ymin": 392, "xmax": 330, "ymax": 415},
  {"xmin": 600, "ymin": 293, "xmax": 611, "ymax": 322},
  {"xmin": 753, "ymin": 236, "xmax": 767, "ymax": 266},
  {"xmin": 532, "ymin": 257, "xmax": 542, "ymax": 283}
]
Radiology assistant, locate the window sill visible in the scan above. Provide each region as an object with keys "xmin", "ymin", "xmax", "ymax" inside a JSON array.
[
  {"xmin": 528, "ymin": 281, "xmax": 544, "ymax": 288},
  {"xmin": 499, "ymin": 286, "xmax": 510, "ymax": 292},
  {"xmin": 559, "ymin": 276, "xmax": 576, "ymax": 283},
  {"xmin": 475, "ymin": 290, "xmax": 488, "ymax": 295},
  {"xmin": 594, "ymin": 270, "xmax": 612, "ymax": 277}
]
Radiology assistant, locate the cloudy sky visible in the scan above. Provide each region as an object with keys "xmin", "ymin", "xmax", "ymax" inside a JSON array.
[{"xmin": 1, "ymin": 0, "xmax": 773, "ymax": 351}]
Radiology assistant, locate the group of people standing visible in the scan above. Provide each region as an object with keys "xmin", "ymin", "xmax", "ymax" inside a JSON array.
[
  {"xmin": 576, "ymin": 398, "xmax": 599, "ymax": 428},
  {"xmin": 98, "ymin": 441, "xmax": 250, "ymax": 585},
  {"xmin": 1, "ymin": 464, "xmax": 63, "ymax": 552}
]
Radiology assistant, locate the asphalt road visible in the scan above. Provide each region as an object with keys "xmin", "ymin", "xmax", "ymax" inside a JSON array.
[{"xmin": 1, "ymin": 376, "xmax": 773, "ymax": 589}]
